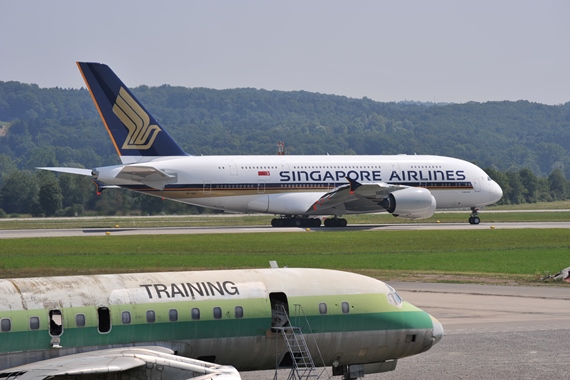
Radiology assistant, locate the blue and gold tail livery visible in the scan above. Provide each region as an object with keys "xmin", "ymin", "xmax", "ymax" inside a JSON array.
[{"xmin": 77, "ymin": 62, "xmax": 188, "ymax": 164}]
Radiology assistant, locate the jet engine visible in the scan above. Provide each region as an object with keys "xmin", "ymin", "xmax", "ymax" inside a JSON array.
[{"xmin": 380, "ymin": 187, "xmax": 436, "ymax": 219}]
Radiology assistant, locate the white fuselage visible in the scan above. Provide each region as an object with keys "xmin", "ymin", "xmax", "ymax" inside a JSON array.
[{"xmin": 96, "ymin": 154, "xmax": 502, "ymax": 216}]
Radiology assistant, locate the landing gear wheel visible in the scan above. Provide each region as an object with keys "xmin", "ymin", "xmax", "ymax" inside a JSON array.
[
  {"xmin": 271, "ymin": 217, "xmax": 321, "ymax": 228},
  {"xmin": 324, "ymin": 218, "xmax": 347, "ymax": 227},
  {"xmin": 468, "ymin": 207, "xmax": 481, "ymax": 225}
]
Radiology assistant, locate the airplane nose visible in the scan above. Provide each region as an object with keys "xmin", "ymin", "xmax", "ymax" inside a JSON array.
[
  {"xmin": 431, "ymin": 315, "xmax": 444, "ymax": 345},
  {"xmin": 491, "ymin": 180, "xmax": 503, "ymax": 203}
]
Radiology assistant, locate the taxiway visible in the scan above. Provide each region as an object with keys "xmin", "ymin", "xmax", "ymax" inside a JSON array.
[{"xmin": 1, "ymin": 221, "xmax": 569, "ymax": 239}]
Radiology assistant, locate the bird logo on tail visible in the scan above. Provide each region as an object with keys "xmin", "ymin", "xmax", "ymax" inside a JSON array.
[{"xmin": 113, "ymin": 87, "xmax": 161, "ymax": 150}]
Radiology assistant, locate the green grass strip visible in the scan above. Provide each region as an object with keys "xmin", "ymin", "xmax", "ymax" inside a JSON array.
[{"xmin": 0, "ymin": 230, "xmax": 568, "ymax": 279}]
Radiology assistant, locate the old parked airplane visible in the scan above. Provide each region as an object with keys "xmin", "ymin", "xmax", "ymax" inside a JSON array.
[{"xmin": 0, "ymin": 266, "xmax": 442, "ymax": 379}]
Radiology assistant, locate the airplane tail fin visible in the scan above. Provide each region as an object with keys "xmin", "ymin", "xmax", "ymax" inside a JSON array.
[{"xmin": 77, "ymin": 62, "xmax": 188, "ymax": 164}]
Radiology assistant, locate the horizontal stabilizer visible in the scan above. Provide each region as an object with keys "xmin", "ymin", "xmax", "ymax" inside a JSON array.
[
  {"xmin": 36, "ymin": 167, "xmax": 93, "ymax": 176},
  {"xmin": 93, "ymin": 179, "xmax": 120, "ymax": 195},
  {"xmin": 116, "ymin": 165, "xmax": 177, "ymax": 190}
]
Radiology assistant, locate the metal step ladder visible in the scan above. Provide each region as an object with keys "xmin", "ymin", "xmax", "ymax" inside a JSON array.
[{"xmin": 273, "ymin": 304, "xmax": 326, "ymax": 380}]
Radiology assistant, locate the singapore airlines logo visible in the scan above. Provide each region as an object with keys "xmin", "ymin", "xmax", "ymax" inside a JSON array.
[{"xmin": 112, "ymin": 87, "xmax": 161, "ymax": 150}]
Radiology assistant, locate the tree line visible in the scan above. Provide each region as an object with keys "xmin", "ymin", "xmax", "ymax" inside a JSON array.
[
  {"xmin": 1, "ymin": 80, "xmax": 570, "ymax": 176},
  {"xmin": 0, "ymin": 79, "xmax": 569, "ymax": 216}
]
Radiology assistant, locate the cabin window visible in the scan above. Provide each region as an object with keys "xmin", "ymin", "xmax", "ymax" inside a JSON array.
[
  {"xmin": 49, "ymin": 310, "xmax": 63, "ymax": 336},
  {"xmin": 405, "ymin": 334, "xmax": 417, "ymax": 343},
  {"xmin": 1, "ymin": 318, "xmax": 11, "ymax": 332},
  {"xmin": 191, "ymin": 308, "xmax": 200, "ymax": 320},
  {"xmin": 213, "ymin": 307, "xmax": 222, "ymax": 320},
  {"xmin": 341, "ymin": 302, "xmax": 350, "ymax": 314},
  {"xmin": 98, "ymin": 307, "xmax": 111, "ymax": 333},
  {"xmin": 235, "ymin": 306, "xmax": 243, "ymax": 319},
  {"xmin": 76, "ymin": 314, "xmax": 86, "ymax": 327},
  {"xmin": 30, "ymin": 316, "xmax": 40, "ymax": 330},
  {"xmin": 169, "ymin": 309, "xmax": 178, "ymax": 322},
  {"xmin": 319, "ymin": 303, "xmax": 327, "ymax": 315},
  {"xmin": 122, "ymin": 311, "xmax": 131, "ymax": 324},
  {"xmin": 147, "ymin": 310, "xmax": 156, "ymax": 323}
]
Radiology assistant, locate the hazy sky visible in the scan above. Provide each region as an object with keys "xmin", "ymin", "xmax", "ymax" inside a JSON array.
[{"xmin": 1, "ymin": 1, "xmax": 569, "ymax": 105}]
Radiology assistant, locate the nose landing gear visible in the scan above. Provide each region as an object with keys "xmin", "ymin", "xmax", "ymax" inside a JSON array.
[{"xmin": 468, "ymin": 207, "xmax": 481, "ymax": 225}]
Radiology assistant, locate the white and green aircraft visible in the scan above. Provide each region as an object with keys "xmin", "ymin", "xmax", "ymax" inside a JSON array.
[
  {"xmin": 39, "ymin": 62, "xmax": 502, "ymax": 227},
  {"xmin": 0, "ymin": 267, "xmax": 443, "ymax": 379}
]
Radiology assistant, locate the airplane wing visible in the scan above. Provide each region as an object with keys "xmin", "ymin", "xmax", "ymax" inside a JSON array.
[
  {"xmin": 7, "ymin": 346, "xmax": 241, "ymax": 379},
  {"xmin": 114, "ymin": 165, "xmax": 177, "ymax": 190},
  {"xmin": 36, "ymin": 167, "xmax": 93, "ymax": 176},
  {"xmin": 310, "ymin": 178, "xmax": 437, "ymax": 219},
  {"xmin": 310, "ymin": 178, "xmax": 407, "ymax": 213}
]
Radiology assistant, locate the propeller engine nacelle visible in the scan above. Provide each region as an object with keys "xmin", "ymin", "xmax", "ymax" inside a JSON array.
[{"xmin": 380, "ymin": 187, "xmax": 436, "ymax": 219}]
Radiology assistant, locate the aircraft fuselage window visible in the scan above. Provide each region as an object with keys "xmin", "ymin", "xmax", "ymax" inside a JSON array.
[
  {"xmin": 146, "ymin": 310, "xmax": 156, "ymax": 323},
  {"xmin": 98, "ymin": 307, "xmax": 111, "ymax": 333},
  {"xmin": 1, "ymin": 318, "xmax": 11, "ymax": 332},
  {"xmin": 191, "ymin": 308, "xmax": 200, "ymax": 320},
  {"xmin": 319, "ymin": 303, "xmax": 327, "ymax": 315},
  {"xmin": 30, "ymin": 316, "xmax": 40, "ymax": 330},
  {"xmin": 213, "ymin": 307, "xmax": 222, "ymax": 320},
  {"xmin": 235, "ymin": 306, "xmax": 243, "ymax": 319},
  {"xmin": 122, "ymin": 311, "xmax": 131, "ymax": 324},
  {"xmin": 169, "ymin": 309, "xmax": 178, "ymax": 322},
  {"xmin": 405, "ymin": 334, "xmax": 417, "ymax": 343},
  {"xmin": 49, "ymin": 310, "xmax": 63, "ymax": 336},
  {"xmin": 341, "ymin": 302, "xmax": 350, "ymax": 314},
  {"xmin": 75, "ymin": 314, "xmax": 86, "ymax": 327}
]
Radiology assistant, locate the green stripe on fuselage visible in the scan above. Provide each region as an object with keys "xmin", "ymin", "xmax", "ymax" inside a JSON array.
[
  {"xmin": 0, "ymin": 310, "xmax": 430, "ymax": 353},
  {"xmin": 0, "ymin": 294, "xmax": 431, "ymax": 353}
]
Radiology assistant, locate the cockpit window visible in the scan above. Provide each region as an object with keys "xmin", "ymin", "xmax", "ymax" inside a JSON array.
[{"xmin": 386, "ymin": 285, "xmax": 403, "ymax": 307}]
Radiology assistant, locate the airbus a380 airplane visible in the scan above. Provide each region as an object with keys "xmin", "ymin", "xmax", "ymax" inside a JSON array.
[
  {"xmin": 0, "ymin": 266, "xmax": 443, "ymax": 379},
  {"xmin": 40, "ymin": 63, "xmax": 502, "ymax": 227}
]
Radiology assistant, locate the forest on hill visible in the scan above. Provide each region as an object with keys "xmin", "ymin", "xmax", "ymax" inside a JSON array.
[{"xmin": 0, "ymin": 80, "xmax": 568, "ymax": 216}]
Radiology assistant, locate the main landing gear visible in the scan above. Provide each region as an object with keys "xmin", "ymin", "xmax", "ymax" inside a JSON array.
[
  {"xmin": 469, "ymin": 207, "xmax": 481, "ymax": 225},
  {"xmin": 271, "ymin": 217, "xmax": 321, "ymax": 228},
  {"xmin": 323, "ymin": 217, "xmax": 347, "ymax": 227},
  {"xmin": 270, "ymin": 217, "xmax": 349, "ymax": 228}
]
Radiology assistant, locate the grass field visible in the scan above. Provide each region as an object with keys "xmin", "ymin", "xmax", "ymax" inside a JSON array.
[
  {"xmin": 1, "ymin": 203, "xmax": 568, "ymax": 284},
  {"xmin": 0, "ymin": 228, "xmax": 568, "ymax": 285}
]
